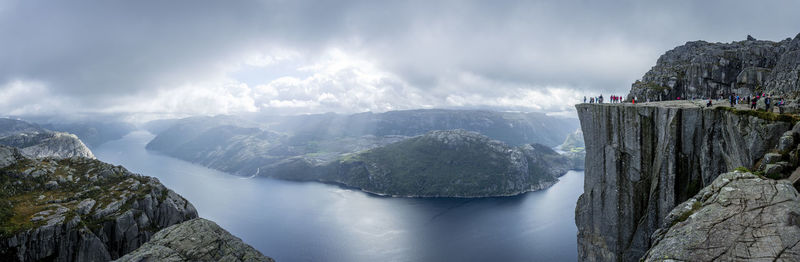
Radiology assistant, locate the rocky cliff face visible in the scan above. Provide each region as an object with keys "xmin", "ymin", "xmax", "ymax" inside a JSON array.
[
  {"xmin": 0, "ymin": 119, "xmax": 94, "ymax": 159},
  {"xmin": 627, "ymin": 33, "xmax": 800, "ymax": 101},
  {"xmin": 643, "ymin": 171, "xmax": 800, "ymax": 261},
  {"xmin": 0, "ymin": 145, "xmax": 198, "ymax": 261},
  {"xmin": 115, "ymin": 218, "xmax": 273, "ymax": 262},
  {"xmin": 575, "ymin": 102, "xmax": 793, "ymax": 261}
]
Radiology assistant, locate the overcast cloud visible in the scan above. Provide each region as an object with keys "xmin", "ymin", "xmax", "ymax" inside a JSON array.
[{"xmin": 2, "ymin": 0, "xmax": 799, "ymax": 120}]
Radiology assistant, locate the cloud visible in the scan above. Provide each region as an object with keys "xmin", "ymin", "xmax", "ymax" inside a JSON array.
[{"xmin": 1, "ymin": 0, "xmax": 799, "ymax": 119}]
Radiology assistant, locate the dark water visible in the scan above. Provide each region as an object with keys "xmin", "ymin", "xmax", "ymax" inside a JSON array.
[{"xmin": 94, "ymin": 131, "xmax": 584, "ymax": 262}]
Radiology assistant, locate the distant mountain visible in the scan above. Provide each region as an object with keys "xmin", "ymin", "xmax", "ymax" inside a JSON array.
[
  {"xmin": 39, "ymin": 121, "xmax": 135, "ymax": 148},
  {"xmin": 144, "ymin": 109, "xmax": 579, "ymax": 197},
  {"xmin": 264, "ymin": 130, "xmax": 572, "ymax": 197},
  {"xmin": 246, "ymin": 109, "xmax": 579, "ymax": 147},
  {"xmin": 0, "ymin": 118, "xmax": 94, "ymax": 159},
  {"xmin": 558, "ymin": 129, "xmax": 585, "ymax": 170}
]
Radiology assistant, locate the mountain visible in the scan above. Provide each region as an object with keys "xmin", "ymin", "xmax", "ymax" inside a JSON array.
[
  {"xmin": 558, "ymin": 129, "xmax": 584, "ymax": 170},
  {"xmin": 0, "ymin": 118, "xmax": 94, "ymax": 159},
  {"xmin": 265, "ymin": 130, "xmax": 573, "ymax": 197},
  {"xmin": 627, "ymin": 33, "xmax": 800, "ymax": 103},
  {"xmin": 145, "ymin": 109, "xmax": 578, "ymax": 177}
]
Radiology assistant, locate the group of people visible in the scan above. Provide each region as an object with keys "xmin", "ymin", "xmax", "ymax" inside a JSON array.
[
  {"xmin": 584, "ymin": 95, "xmax": 631, "ymax": 104},
  {"xmin": 728, "ymin": 93, "xmax": 786, "ymax": 113}
]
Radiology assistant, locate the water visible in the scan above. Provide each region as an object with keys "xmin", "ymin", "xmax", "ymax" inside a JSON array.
[{"xmin": 94, "ymin": 131, "xmax": 584, "ymax": 262}]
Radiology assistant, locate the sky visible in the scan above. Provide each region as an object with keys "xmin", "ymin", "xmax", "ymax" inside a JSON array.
[{"xmin": 1, "ymin": 0, "xmax": 800, "ymax": 121}]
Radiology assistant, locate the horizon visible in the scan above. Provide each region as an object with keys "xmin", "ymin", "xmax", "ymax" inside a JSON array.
[{"xmin": 2, "ymin": 0, "xmax": 800, "ymax": 121}]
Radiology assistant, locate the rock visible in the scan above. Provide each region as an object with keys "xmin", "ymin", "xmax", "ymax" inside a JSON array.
[
  {"xmin": 643, "ymin": 172, "xmax": 800, "ymax": 261},
  {"xmin": 779, "ymin": 131, "xmax": 796, "ymax": 151},
  {"xmin": 115, "ymin": 218, "xmax": 274, "ymax": 262},
  {"xmin": 765, "ymin": 163, "xmax": 784, "ymax": 175},
  {"xmin": 44, "ymin": 180, "xmax": 58, "ymax": 190},
  {"xmin": 627, "ymin": 33, "xmax": 800, "ymax": 101},
  {"xmin": 0, "ymin": 146, "xmax": 200, "ymax": 261},
  {"xmin": 76, "ymin": 198, "xmax": 96, "ymax": 215},
  {"xmin": 747, "ymin": 34, "xmax": 756, "ymax": 41},
  {"xmin": 0, "ymin": 118, "xmax": 95, "ymax": 159},
  {"xmin": 575, "ymin": 102, "xmax": 792, "ymax": 262},
  {"xmin": 762, "ymin": 152, "xmax": 782, "ymax": 165}
]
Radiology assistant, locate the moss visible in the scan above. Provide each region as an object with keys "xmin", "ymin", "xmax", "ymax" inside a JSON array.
[
  {"xmin": 672, "ymin": 200, "xmax": 703, "ymax": 226},
  {"xmin": 734, "ymin": 166, "xmax": 751, "ymax": 172},
  {"xmin": 714, "ymin": 106, "xmax": 800, "ymax": 124}
]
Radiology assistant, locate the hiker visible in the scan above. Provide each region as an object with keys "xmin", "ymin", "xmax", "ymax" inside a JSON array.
[
  {"xmin": 779, "ymin": 98, "xmax": 786, "ymax": 114},
  {"xmin": 729, "ymin": 94, "xmax": 735, "ymax": 107},
  {"xmin": 765, "ymin": 95, "xmax": 772, "ymax": 112},
  {"xmin": 584, "ymin": 96, "xmax": 587, "ymax": 103},
  {"xmin": 599, "ymin": 94, "xmax": 604, "ymax": 104},
  {"xmin": 751, "ymin": 96, "xmax": 758, "ymax": 110},
  {"xmin": 707, "ymin": 98, "xmax": 713, "ymax": 107}
]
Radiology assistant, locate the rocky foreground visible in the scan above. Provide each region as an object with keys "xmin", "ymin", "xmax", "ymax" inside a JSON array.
[
  {"xmin": 644, "ymin": 171, "xmax": 800, "ymax": 261},
  {"xmin": 116, "ymin": 218, "xmax": 273, "ymax": 262},
  {"xmin": 0, "ymin": 145, "xmax": 272, "ymax": 261}
]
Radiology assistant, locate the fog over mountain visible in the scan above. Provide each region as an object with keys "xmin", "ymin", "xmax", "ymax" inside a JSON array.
[{"xmin": 2, "ymin": 0, "xmax": 799, "ymax": 120}]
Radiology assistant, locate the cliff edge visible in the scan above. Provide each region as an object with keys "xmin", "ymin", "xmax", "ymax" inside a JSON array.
[{"xmin": 575, "ymin": 101, "xmax": 797, "ymax": 261}]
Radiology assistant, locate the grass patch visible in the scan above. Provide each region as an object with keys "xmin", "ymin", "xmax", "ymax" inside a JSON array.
[
  {"xmin": 715, "ymin": 106, "xmax": 800, "ymax": 124},
  {"xmin": 734, "ymin": 166, "xmax": 751, "ymax": 173}
]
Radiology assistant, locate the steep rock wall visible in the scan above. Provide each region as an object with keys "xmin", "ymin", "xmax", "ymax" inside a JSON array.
[{"xmin": 575, "ymin": 102, "xmax": 792, "ymax": 261}]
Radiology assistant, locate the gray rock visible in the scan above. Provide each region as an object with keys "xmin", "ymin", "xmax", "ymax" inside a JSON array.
[
  {"xmin": 765, "ymin": 163, "xmax": 784, "ymax": 176},
  {"xmin": 115, "ymin": 218, "xmax": 274, "ymax": 262},
  {"xmin": 763, "ymin": 152, "xmax": 783, "ymax": 165},
  {"xmin": 780, "ymin": 131, "xmax": 797, "ymax": 152},
  {"xmin": 44, "ymin": 180, "xmax": 58, "ymax": 190},
  {"xmin": 644, "ymin": 172, "xmax": 800, "ymax": 261},
  {"xmin": 627, "ymin": 33, "xmax": 800, "ymax": 101},
  {"xmin": 575, "ymin": 102, "xmax": 792, "ymax": 262},
  {"xmin": 0, "ymin": 118, "xmax": 95, "ymax": 159},
  {"xmin": 0, "ymin": 149, "xmax": 200, "ymax": 261},
  {"xmin": 76, "ymin": 198, "xmax": 96, "ymax": 215}
]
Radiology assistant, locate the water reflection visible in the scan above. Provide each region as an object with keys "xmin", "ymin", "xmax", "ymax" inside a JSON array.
[{"xmin": 94, "ymin": 131, "xmax": 583, "ymax": 262}]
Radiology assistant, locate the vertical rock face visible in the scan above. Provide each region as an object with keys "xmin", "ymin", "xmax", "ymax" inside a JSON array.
[{"xmin": 575, "ymin": 102, "xmax": 792, "ymax": 261}]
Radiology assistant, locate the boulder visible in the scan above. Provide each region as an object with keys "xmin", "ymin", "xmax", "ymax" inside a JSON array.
[
  {"xmin": 644, "ymin": 172, "xmax": 800, "ymax": 261},
  {"xmin": 115, "ymin": 218, "xmax": 274, "ymax": 262}
]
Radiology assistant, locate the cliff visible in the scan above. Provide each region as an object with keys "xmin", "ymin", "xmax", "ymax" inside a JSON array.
[
  {"xmin": 575, "ymin": 101, "xmax": 796, "ymax": 261},
  {"xmin": 0, "ymin": 146, "xmax": 197, "ymax": 261},
  {"xmin": 0, "ymin": 119, "xmax": 95, "ymax": 159},
  {"xmin": 627, "ymin": 33, "xmax": 800, "ymax": 101},
  {"xmin": 265, "ymin": 129, "xmax": 573, "ymax": 197},
  {"xmin": 0, "ymin": 145, "xmax": 272, "ymax": 261}
]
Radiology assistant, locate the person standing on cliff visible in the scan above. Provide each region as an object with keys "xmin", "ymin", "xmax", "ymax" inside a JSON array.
[
  {"xmin": 765, "ymin": 95, "xmax": 772, "ymax": 112},
  {"xmin": 584, "ymin": 96, "xmax": 587, "ymax": 103},
  {"xmin": 729, "ymin": 94, "xmax": 735, "ymax": 107}
]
